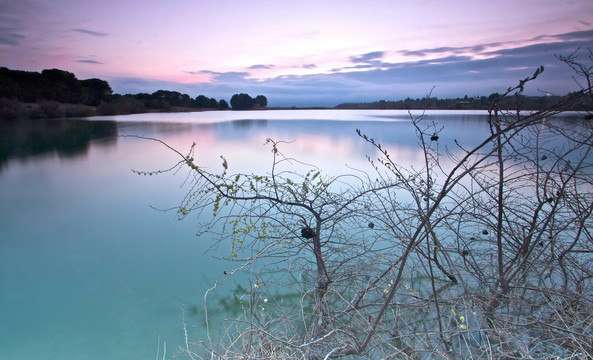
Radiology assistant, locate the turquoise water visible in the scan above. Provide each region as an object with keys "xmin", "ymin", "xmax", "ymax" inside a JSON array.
[{"xmin": 1, "ymin": 109, "xmax": 508, "ymax": 359}]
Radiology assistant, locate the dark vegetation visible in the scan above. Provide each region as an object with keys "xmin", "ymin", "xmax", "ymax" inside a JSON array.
[
  {"xmin": 0, "ymin": 66, "xmax": 267, "ymax": 120},
  {"xmin": 123, "ymin": 91, "xmax": 230, "ymax": 112},
  {"xmin": 230, "ymin": 93, "xmax": 268, "ymax": 110},
  {"xmin": 0, "ymin": 67, "xmax": 112, "ymax": 105},
  {"xmin": 337, "ymin": 91, "xmax": 593, "ymax": 112},
  {"xmin": 0, "ymin": 67, "xmax": 112, "ymax": 120}
]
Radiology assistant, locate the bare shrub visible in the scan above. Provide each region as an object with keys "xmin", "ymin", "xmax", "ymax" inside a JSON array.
[
  {"xmin": 38, "ymin": 100, "xmax": 64, "ymax": 118},
  {"xmin": 0, "ymin": 97, "xmax": 29, "ymax": 120},
  {"xmin": 141, "ymin": 49, "xmax": 593, "ymax": 359},
  {"xmin": 63, "ymin": 104, "xmax": 95, "ymax": 118}
]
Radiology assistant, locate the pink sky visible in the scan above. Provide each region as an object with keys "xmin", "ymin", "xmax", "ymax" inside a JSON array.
[{"xmin": 1, "ymin": 0, "xmax": 592, "ymax": 106}]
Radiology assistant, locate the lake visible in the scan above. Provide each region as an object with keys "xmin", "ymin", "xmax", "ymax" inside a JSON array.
[{"xmin": 0, "ymin": 109, "xmax": 576, "ymax": 359}]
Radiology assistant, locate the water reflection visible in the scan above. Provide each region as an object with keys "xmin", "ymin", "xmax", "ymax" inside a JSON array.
[
  {"xmin": 104, "ymin": 111, "xmax": 496, "ymax": 178},
  {"xmin": 0, "ymin": 119, "xmax": 118, "ymax": 169},
  {"xmin": 3, "ymin": 111, "xmax": 581, "ymax": 177}
]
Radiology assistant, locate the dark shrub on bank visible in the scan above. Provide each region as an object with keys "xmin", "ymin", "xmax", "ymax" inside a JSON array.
[
  {"xmin": 37, "ymin": 100, "xmax": 64, "ymax": 118},
  {"xmin": 0, "ymin": 98, "xmax": 29, "ymax": 121},
  {"xmin": 97, "ymin": 95, "xmax": 148, "ymax": 115},
  {"xmin": 62, "ymin": 104, "xmax": 95, "ymax": 118}
]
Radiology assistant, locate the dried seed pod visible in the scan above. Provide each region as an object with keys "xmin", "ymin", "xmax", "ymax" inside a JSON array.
[{"xmin": 301, "ymin": 226, "xmax": 315, "ymax": 239}]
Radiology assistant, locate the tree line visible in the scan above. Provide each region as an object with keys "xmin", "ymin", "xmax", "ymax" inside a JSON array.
[
  {"xmin": 128, "ymin": 91, "xmax": 267, "ymax": 110},
  {"xmin": 337, "ymin": 92, "xmax": 593, "ymax": 111},
  {"xmin": 1, "ymin": 67, "xmax": 113, "ymax": 106},
  {"xmin": 0, "ymin": 66, "xmax": 269, "ymax": 120},
  {"xmin": 124, "ymin": 90, "xmax": 229, "ymax": 110}
]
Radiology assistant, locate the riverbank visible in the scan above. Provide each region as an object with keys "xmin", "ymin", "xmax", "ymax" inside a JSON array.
[
  {"xmin": 0, "ymin": 98, "xmax": 223, "ymax": 121},
  {"xmin": 3, "ymin": 97, "xmax": 591, "ymax": 122},
  {"xmin": 0, "ymin": 98, "xmax": 331, "ymax": 121}
]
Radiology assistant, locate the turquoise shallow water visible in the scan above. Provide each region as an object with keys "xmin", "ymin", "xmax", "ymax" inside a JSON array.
[
  {"xmin": 0, "ymin": 134, "xmax": 221, "ymax": 359},
  {"xmin": 4, "ymin": 109, "xmax": 549, "ymax": 359}
]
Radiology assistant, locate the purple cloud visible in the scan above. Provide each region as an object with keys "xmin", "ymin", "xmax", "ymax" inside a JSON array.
[
  {"xmin": 350, "ymin": 51, "xmax": 385, "ymax": 63},
  {"xmin": 199, "ymin": 70, "xmax": 250, "ymax": 81},
  {"xmin": 76, "ymin": 59, "xmax": 103, "ymax": 64},
  {"xmin": 0, "ymin": 30, "xmax": 25, "ymax": 45},
  {"xmin": 73, "ymin": 28, "xmax": 109, "ymax": 37},
  {"xmin": 248, "ymin": 64, "xmax": 274, "ymax": 70}
]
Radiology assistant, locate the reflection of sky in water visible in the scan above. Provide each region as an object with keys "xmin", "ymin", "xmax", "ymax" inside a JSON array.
[
  {"xmin": 0, "ymin": 110, "xmax": 587, "ymax": 360},
  {"xmin": 111, "ymin": 110, "xmax": 499, "ymax": 176}
]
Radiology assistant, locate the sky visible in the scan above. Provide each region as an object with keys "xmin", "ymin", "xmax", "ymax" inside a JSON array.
[{"xmin": 1, "ymin": 0, "xmax": 592, "ymax": 107}]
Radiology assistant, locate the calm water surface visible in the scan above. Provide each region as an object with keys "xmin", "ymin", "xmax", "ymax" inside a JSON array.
[{"xmin": 1, "ymin": 109, "xmax": 560, "ymax": 359}]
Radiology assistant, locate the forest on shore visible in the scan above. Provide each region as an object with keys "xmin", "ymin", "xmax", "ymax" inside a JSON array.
[
  {"xmin": 0, "ymin": 67, "xmax": 268, "ymax": 121},
  {"xmin": 337, "ymin": 92, "xmax": 593, "ymax": 111},
  {"xmin": 1, "ymin": 66, "xmax": 591, "ymax": 121}
]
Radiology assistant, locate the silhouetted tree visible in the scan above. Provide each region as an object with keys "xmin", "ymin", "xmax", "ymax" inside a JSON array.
[
  {"xmin": 207, "ymin": 97, "xmax": 218, "ymax": 108},
  {"xmin": 81, "ymin": 78, "xmax": 113, "ymax": 106},
  {"xmin": 254, "ymin": 95, "xmax": 268, "ymax": 107},
  {"xmin": 195, "ymin": 95, "xmax": 209, "ymax": 108},
  {"xmin": 230, "ymin": 93, "xmax": 255, "ymax": 110},
  {"xmin": 41, "ymin": 69, "xmax": 83, "ymax": 103},
  {"xmin": 0, "ymin": 67, "xmax": 23, "ymax": 100},
  {"xmin": 0, "ymin": 66, "xmax": 118, "ymax": 108},
  {"xmin": 218, "ymin": 99, "xmax": 229, "ymax": 109}
]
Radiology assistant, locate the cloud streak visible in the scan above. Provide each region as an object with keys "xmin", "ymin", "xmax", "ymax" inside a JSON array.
[
  {"xmin": 76, "ymin": 59, "xmax": 103, "ymax": 64},
  {"xmin": 73, "ymin": 28, "xmax": 109, "ymax": 37},
  {"xmin": 350, "ymin": 51, "xmax": 385, "ymax": 63},
  {"xmin": 248, "ymin": 64, "xmax": 275, "ymax": 70},
  {"xmin": 0, "ymin": 2, "xmax": 30, "ymax": 46},
  {"xmin": 0, "ymin": 29, "xmax": 25, "ymax": 45}
]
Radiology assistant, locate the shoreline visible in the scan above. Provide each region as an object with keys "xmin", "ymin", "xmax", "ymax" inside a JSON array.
[{"xmin": 2, "ymin": 99, "xmax": 591, "ymax": 122}]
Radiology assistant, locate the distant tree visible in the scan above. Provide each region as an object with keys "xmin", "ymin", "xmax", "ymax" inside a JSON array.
[
  {"xmin": 230, "ymin": 93, "xmax": 255, "ymax": 110},
  {"xmin": 41, "ymin": 69, "xmax": 83, "ymax": 103},
  {"xmin": 218, "ymin": 99, "xmax": 229, "ymax": 109},
  {"xmin": 129, "ymin": 92, "xmax": 150, "ymax": 107},
  {"xmin": 1, "ymin": 67, "xmax": 114, "ymax": 111},
  {"xmin": 179, "ymin": 93, "xmax": 192, "ymax": 107},
  {"xmin": 207, "ymin": 97, "xmax": 219, "ymax": 108},
  {"xmin": 195, "ymin": 95, "xmax": 209, "ymax": 108},
  {"xmin": 81, "ymin": 78, "xmax": 113, "ymax": 106},
  {"xmin": 254, "ymin": 95, "xmax": 268, "ymax": 107},
  {"xmin": 488, "ymin": 93, "xmax": 501, "ymax": 102},
  {"xmin": 0, "ymin": 67, "xmax": 22, "ymax": 100},
  {"xmin": 193, "ymin": 95, "xmax": 219, "ymax": 108}
]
